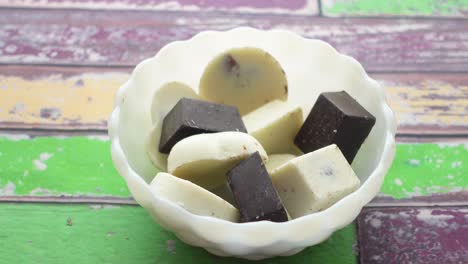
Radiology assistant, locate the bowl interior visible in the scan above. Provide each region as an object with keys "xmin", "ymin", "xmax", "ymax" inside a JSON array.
[{"xmin": 117, "ymin": 28, "xmax": 390, "ymax": 185}]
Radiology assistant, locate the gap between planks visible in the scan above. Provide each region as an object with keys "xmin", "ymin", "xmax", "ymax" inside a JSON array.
[
  {"xmin": 1, "ymin": 194, "xmax": 467, "ymax": 207},
  {"xmin": 1, "ymin": 9, "xmax": 467, "ymax": 72},
  {"xmin": 1, "ymin": 129, "xmax": 467, "ymax": 143}
]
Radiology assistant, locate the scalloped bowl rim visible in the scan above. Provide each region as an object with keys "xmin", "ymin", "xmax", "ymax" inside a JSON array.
[{"xmin": 109, "ymin": 27, "xmax": 397, "ymax": 256}]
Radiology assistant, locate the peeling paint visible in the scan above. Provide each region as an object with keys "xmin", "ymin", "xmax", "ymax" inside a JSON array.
[
  {"xmin": 0, "ymin": 71, "xmax": 127, "ymax": 127},
  {"xmin": 166, "ymin": 239, "xmax": 177, "ymax": 254},
  {"xmin": 88, "ymin": 204, "xmax": 120, "ymax": 210},
  {"xmin": 370, "ymin": 218, "xmax": 382, "ymax": 228},
  {"xmin": 40, "ymin": 152, "xmax": 53, "ymax": 161},
  {"xmin": 30, "ymin": 188, "xmax": 51, "ymax": 195},
  {"xmin": 33, "ymin": 159, "xmax": 47, "ymax": 171},
  {"xmin": 416, "ymin": 209, "xmax": 454, "ymax": 227},
  {"xmin": 0, "ymin": 181, "xmax": 16, "ymax": 195}
]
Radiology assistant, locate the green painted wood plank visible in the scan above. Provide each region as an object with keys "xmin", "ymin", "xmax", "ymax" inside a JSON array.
[
  {"xmin": 322, "ymin": 0, "xmax": 468, "ymax": 17},
  {"xmin": 0, "ymin": 136, "xmax": 466, "ymax": 200},
  {"xmin": 0, "ymin": 203, "xmax": 357, "ymax": 263},
  {"xmin": 381, "ymin": 143, "xmax": 467, "ymax": 199},
  {"xmin": 0, "ymin": 136, "xmax": 130, "ymax": 197}
]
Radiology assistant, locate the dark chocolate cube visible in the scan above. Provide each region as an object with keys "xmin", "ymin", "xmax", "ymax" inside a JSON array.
[
  {"xmin": 227, "ymin": 152, "xmax": 288, "ymax": 223},
  {"xmin": 159, "ymin": 98, "xmax": 247, "ymax": 153},
  {"xmin": 294, "ymin": 91, "xmax": 375, "ymax": 164}
]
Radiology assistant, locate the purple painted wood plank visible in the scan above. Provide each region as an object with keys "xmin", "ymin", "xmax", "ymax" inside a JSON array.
[
  {"xmin": 0, "ymin": 9, "xmax": 467, "ymax": 72},
  {"xmin": 0, "ymin": 0, "xmax": 318, "ymax": 15},
  {"xmin": 358, "ymin": 207, "xmax": 468, "ymax": 263}
]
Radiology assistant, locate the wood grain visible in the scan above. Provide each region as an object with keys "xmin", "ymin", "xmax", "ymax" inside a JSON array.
[
  {"xmin": 1, "ymin": 66, "xmax": 467, "ymax": 135},
  {"xmin": 0, "ymin": 203, "xmax": 357, "ymax": 264},
  {"xmin": 358, "ymin": 207, "xmax": 468, "ymax": 263},
  {"xmin": 322, "ymin": 0, "xmax": 468, "ymax": 18},
  {"xmin": 1, "ymin": 9, "xmax": 468, "ymax": 72},
  {"xmin": 0, "ymin": 0, "xmax": 318, "ymax": 15}
]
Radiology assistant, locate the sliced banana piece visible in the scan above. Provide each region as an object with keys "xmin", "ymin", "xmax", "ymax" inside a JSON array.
[
  {"xmin": 212, "ymin": 183, "xmax": 236, "ymax": 207},
  {"xmin": 146, "ymin": 82, "xmax": 198, "ymax": 170},
  {"xmin": 243, "ymin": 100, "xmax": 303, "ymax": 154},
  {"xmin": 150, "ymin": 81, "xmax": 198, "ymax": 124},
  {"xmin": 167, "ymin": 131, "xmax": 268, "ymax": 190},
  {"xmin": 199, "ymin": 47, "xmax": 288, "ymax": 115},
  {"xmin": 146, "ymin": 120, "xmax": 168, "ymax": 171},
  {"xmin": 150, "ymin": 172, "xmax": 239, "ymax": 222},
  {"xmin": 265, "ymin": 153, "xmax": 297, "ymax": 173}
]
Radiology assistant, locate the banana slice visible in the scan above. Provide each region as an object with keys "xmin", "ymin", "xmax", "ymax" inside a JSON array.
[
  {"xmin": 146, "ymin": 82, "xmax": 198, "ymax": 170},
  {"xmin": 150, "ymin": 172, "xmax": 239, "ymax": 222},
  {"xmin": 150, "ymin": 81, "xmax": 198, "ymax": 123},
  {"xmin": 243, "ymin": 100, "xmax": 303, "ymax": 155},
  {"xmin": 199, "ymin": 47, "xmax": 288, "ymax": 115},
  {"xmin": 146, "ymin": 120, "xmax": 167, "ymax": 171},
  {"xmin": 167, "ymin": 131, "xmax": 268, "ymax": 190}
]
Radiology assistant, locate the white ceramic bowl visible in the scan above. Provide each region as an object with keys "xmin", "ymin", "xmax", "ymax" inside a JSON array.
[{"xmin": 109, "ymin": 27, "xmax": 397, "ymax": 260}]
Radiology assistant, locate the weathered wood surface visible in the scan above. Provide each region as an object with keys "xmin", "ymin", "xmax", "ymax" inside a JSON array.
[
  {"xmin": 322, "ymin": 0, "xmax": 468, "ymax": 18},
  {"xmin": 358, "ymin": 207, "xmax": 468, "ymax": 263},
  {"xmin": 0, "ymin": 0, "xmax": 318, "ymax": 15},
  {"xmin": 1, "ymin": 136, "xmax": 466, "ymax": 207},
  {"xmin": 0, "ymin": 66, "xmax": 129, "ymax": 130},
  {"xmin": 1, "ymin": 9, "xmax": 468, "ymax": 72},
  {"xmin": 1, "ymin": 1, "xmax": 467, "ymax": 262},
  {"xmin": 2, "ymin": 67, "xmax": 466, "ymax": 134},
  {"xmin": 373, "ymin": 73, "xmax": 468, "ymax": 136},
  {"xmin": 0, "ymin": 203, "xmax": 357, "ymax": 264}
]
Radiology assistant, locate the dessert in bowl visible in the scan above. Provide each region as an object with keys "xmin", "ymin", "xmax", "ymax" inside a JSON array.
[{"xmin": 108, "ymin": 27, "xmax": 397, "ymax": 260}]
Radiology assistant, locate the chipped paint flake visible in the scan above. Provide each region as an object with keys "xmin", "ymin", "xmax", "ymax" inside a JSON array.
[
  {"xmin": 451, "ymin": 161, "xmax": 462, "ymax": 168},
  {"xmin": 0, "ymin": 134, "xmax": 30, "ymax": 141},
  {"xmin": 370, "ymin": 218, "xmax": 382, "ymax": 228},
  {"xmin": 0, "ymin": 181, "xmax": 16, "ymax": 195},
  {"xmin": 88, "ymin": 204, "xmax": 120, "ymax": 210},
  {"xmin": 33, "ymin": 159, "xmax": 47, "ymax": 170},
  {"xmin": 166, "ymin": 239, "xmax": 176, "ymax": 254},
  {"xmin": 5, "ymin": 45, "xmax": 17, "ymax": 53},
  {"xmin": 394, "ymin": 178, "xmax": 403, "ymax": 186},
  {"xmin": 40, "ymin": 152, "xmax": 53, "ymax": 161},
  {"xmin": 416, "ymin": 209, "xmax": 454, "ymax": 227},
  {"xmin": 30, "ymin": 188, "xmax": 51, "ymax": 195},
  {"xmin": 87, "ymin": 135, "xmax": 110, "ymax": 141}
]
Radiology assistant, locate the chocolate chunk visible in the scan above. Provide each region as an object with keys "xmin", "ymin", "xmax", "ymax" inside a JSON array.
[
  {"xmin": 159, "ymin": 98, "xmax": 247, "ymax": 153},
  {"xmin": 294, "ymin": 91, "xmax": 376, "ymax": 164},
  {"xmin": 227, "ymin": 152, "xmax": 288, "ymax": 223}
]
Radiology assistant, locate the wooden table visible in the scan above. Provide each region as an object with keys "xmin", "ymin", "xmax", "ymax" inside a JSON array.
[{"xmin": 0, "ymin": 1, "xmax": 467, "ymax": 263}]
